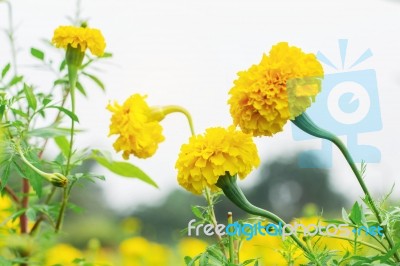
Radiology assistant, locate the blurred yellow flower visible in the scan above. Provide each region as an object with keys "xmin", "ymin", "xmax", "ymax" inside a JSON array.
[
  {"xmin": 0, "ymin": 195, "xmax": 18, "ymax": 232},
  {"xmin": 175, "ymin": 126, "xmax": 260, "ymax": 194},
  {"xmin": 52, "ymin": 25, "xmax": 106, "ymax": 56},
  {"xmin": 228, "ymin": 42, "xmax": 323, "ymax": 136},
  {"xmin": 178, "ymin": 238, "xmax": 208, "ymax": 259},
  {"xmin": 45, "ymin": 244, "xmax": 83, "ymax": 266},
  {"xmin": 107, "ymin": 94, "xmax": 165, "ymax": 159},
  {"xmin": 240, "ymin": 234, "xmax": 288, "ymax": 265},
  {"xmin": 119, "ymin": 237, "xmax": 171, "ymax": 266}
]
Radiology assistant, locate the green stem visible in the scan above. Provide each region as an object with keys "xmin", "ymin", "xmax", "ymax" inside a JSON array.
[
  {"xmin": 292, "ymin": 113, "xmax": 400, "ymax": 262},
  {"xmin": 55, "ymin": 188, "xmax": 68, "ymax": 233},
  {"xmin": 216, "ymin": 174, "xmax": 313, "ymax": 260},
  {"xmin": 227, "ymin": 212, "xmax": 235, "ymax": 263},
  {"xmin": 55, "ymin": 63, "xmax": 78, "ymax": 233},
  {"xmin": 65, "ymin": 64, "xmax": 78, "ymax": 175},
  {"xmin": 204, "ymin": 188, "xmax": 227, "ymax": 256}
]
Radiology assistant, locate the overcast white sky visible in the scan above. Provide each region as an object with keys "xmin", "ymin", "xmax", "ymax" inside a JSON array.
[{"xmin": 1, "ymin": 0, "xmax": 400, "ymax": 211}]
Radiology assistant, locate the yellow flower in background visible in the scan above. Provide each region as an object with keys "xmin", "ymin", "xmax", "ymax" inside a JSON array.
[
  {"xmin": 52, "ymin": 25, "xmax": 106, "ymax": 56},
  {"xmin": 107, "ymin": 94, "xmax": 165, "ymax": 159},
  {"xmin": 228, "ymin": 42, "xmax": 323, "ymax": 136},
  {"xmin": 45, "ymin": 244, "xmax": 83, "ymax": 266},
  {"xmin": 178, "ymin": 238, "xmax": 208, "ymax": 259},
  {"xmin": 175, "ymin": 126, "xmax": 260, "ymax": 194},
  {"xmin": 119, "ymin": 237, "xmax": 171, "ymax": 266}
]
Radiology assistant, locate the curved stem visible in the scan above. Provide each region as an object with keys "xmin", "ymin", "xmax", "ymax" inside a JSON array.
[
  {"xmin": 15, "ymin": 143, "xmax": 51, "ymax": 179},
  {"xmin": 159, "ymin": 105, "xmax": 195, "ymax": 136},
  {"xmin": 216, "ymin": 174, "xmax": 313, "ymax": 260},
  {"xmin": 292, "ymin": 113, "xmax": 399, "ymax": 262}
]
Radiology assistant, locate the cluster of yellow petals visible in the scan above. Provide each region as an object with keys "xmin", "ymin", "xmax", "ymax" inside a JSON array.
[
  {"xmin": 107, "ymin": 94, "xmax": 165, "ymax": 159},
  {"xmin": 52, "ymin": 25, "xmax": 106, "ymax": 56},
  {"xmin": 175, "ymin": 126, "xmax": 260, "ymax": 194},
  {"xmin": 228, "ymin": 42, "xmax": 324, "ymax": 136}
]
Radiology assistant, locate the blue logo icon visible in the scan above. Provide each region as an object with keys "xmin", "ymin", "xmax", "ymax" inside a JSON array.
[{"xmin": 291, "ymin": 39, "xmax": 382, "ymax": 168}]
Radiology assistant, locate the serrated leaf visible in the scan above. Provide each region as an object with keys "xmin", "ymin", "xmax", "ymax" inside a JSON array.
[
  {"xmin": 91, "ymin": 150, "xmax": 158, "ymax": 188},
  {"xmin": 23, "ymin": 83, "xmax": 37, "ymax": 110},
  {"xmin": 1, "ymin": 63, "xmax": 11, "ymax": 78},
  {"xmin": 47, "ymin": 106, "xmax": 79, "ymax": 122},
  {"xmin": 30, "ymin": 47, "xmax": 45, "ymax": 61},
  {"xmin": 82, "ymin": 72, "xmax": 105, "ymax": 91}
]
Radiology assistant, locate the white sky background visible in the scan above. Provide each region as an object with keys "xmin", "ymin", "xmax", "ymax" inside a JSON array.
[{"xmin": 1, "ymin": 0, "xmax": 400, "ymax": 212}]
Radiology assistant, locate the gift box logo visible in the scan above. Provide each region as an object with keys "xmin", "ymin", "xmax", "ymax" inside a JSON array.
[{"xmin": 291, "ymin": 39, "xmax": 382, "ymax": 168}]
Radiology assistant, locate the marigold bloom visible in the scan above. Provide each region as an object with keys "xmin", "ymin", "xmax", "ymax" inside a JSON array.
[
  {"xmin": 107, "ymin": 94, "xmax": 165, "ymax": 159},
  {"xmin": 175, "ymin": 126, "xmax": 260, "ymax": 194},
  {"xmin": 228, "ymin": 42, "xmax": 323, "ymax": 136},
  {"xmin": 52, "ymin": 25, "xmax": 106, "ymax": 56}
]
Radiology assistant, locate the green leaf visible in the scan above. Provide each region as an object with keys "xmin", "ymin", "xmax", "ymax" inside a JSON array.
[
  {"xmin": 191, "ymin": 205, "xmax": 204, "ymax": 220},
  {"xmin": 184, "ymin": 256, "xmax": 192, "ymax": 265},
  {"xmin": 82, "ymin": 72, "xmax": 105, "ymax": 91},
  {"xmin": 342, "ymin": 208, "xmax": 351, "ymax": 224},
  {"xmin": 24, "ymin": 165, "xmax": 43, "ymax": 198},
  {"xmin": 26, "ymin": 208, "xmax": 37, "ymax": 221},
  {"xmin": 92, "ymin": 150, "xmax": 158, "ymax": 188},
  {"xmin": 28, "ymin": 126, "xmax": 73, "ymax": 138},
  {"xmin": 0, "ymin": 163, "xmax": 11, "ymax": 191},
  {"xmin": 0, "ymin": 256, "xmax": 12, "ymax": 266},
  {"xmin": 42, "ymin": 97, "xmax": 52, "ymax": 106},
  {"xmin": 349, "ymin": 202, "xmax": 362, "ymax": 226},
  {"xmin": 101, "ymin": 52, "xmax": 113, "ymax": 58},
  {"xmin": 0, "ymin": 105, "xmax": 5, "ymax": 121},
  {"xmin": 54, "ymin": 136, "xmax": 70, "ymax": 156},
  {"xmin": 76, "ymin": 81, "xmax": 87, "ymax": 97},
  {"xmin": 30, "ymin": 47, "xmax": 45, "ymax": 61},
  {"xmin": 11, "ymin": 108, "xmax": 28, "ymax": 118},
  {"xmin": 23, "ymin": 83, "xmax": 37, "ymax": 110},
  {"xmin": 47, "ymin": 106, "xmax": 79, "ymax": 122},
  {"xmin": 59, "ymin": 59, "xmax": 66, "ymax": 71},
  {"xmin": 9, "ymin": 75, "xmax": 23, "ymax": 86},
  {"xmin": 1, "ymin": 63, "xmax": 11, "ymax": 78}
]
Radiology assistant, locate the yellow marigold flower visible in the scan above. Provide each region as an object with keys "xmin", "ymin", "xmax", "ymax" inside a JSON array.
[
  {"xmin": 228, "ymin": 42, "xmax": 324, "ymax": 136},
  {"xmin": 52, "ymin": 25, "xmax": 106, "ymax": 56},
  {"xmin": 175, "ymin": 126, "xmax": 260, "ymax": 194},
  {"xmin": 107, "ymin": 94, "xmax": 165, "ymax": 159}
]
